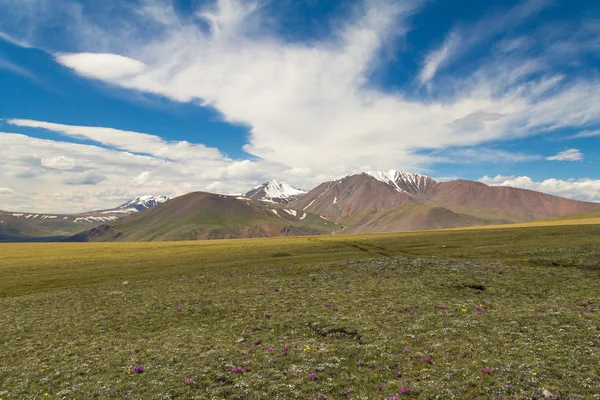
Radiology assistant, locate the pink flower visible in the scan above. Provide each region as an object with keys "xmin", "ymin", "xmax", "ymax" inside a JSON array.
[
  {"xmin": 308, "ymin": 372, "xmax": 318, "ymax": 380},
  {"xmin": 399, "ymin": 387, "xmax": 412, "ymax": 394}
]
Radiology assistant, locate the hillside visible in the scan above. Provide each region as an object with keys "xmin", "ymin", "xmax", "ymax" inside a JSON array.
[{"xmin": 66, "ymin": 192, "xmax": 339, "ymax": 242}]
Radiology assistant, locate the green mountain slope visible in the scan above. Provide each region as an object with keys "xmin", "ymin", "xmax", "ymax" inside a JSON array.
[{"xmin": 67, "ymin": 192, "xmax": 338, "ymax": 242}]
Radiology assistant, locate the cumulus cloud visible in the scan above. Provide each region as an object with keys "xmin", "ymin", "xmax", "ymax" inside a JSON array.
[
  {"xmin": 545, "ymin": 149, "xmax": 583, "ymax": 161},
  {"xmin": 480, "ymin": 175, "xmax": 600, "ymax": 202},
  {"xmin": 0, "ymin": 131, "xmax": 304, "ymax": 212},
  {"xmin": 0, "ymin": 187, "xmax": 14, "ymax": 194}
]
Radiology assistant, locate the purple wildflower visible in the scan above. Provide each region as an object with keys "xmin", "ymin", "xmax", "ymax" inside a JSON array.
[
  {"xmin": 403, "ymin": 348, "xmax": 410, "ymax": 353},
  {"xmin": 358, "ymin": 359, "xmax": 364, "ymax": 366},
  {"xmin": 481, "ymin": 367, "xmax": 491, "ymax": 374},
  {"xmin": 399, "ymin": 387, "xmax": 412, "ymax": 394},
  {"xmin": 231, "ymin": 366, "xmax": 245, "ymax": 373},
  {"xmin": 176, "ymin": 306, "xmax": 182, "ymax": 312},
  {"xmin": 184, "ymin": 377, "xmax": 195, "ymax": 384},
  {"xmin": 251, "ymin": 325, "xmax": 259, "ymax": 331},
  {"xmin": 266, "ymin": 313, "xmax": 273, "ymax": 318},
  {"xmin": 347, "ymin": 388, "xmax": 352, "ymax": 393},
  {"xmin": 475, "ymin": 306, "xmax": 484, "ymax": 312},
  {"xmin": 266, "ymin": 348, "xmax": 273, "ymax": 353},
  {"xmin": 376, "ymin": 383, "xmax": 383, "ymax": 390},
  {"xmin": 133, "ymin": 365, "xmax": 145, "ymax": 373},
  {"xmin": 296, "ymin": 312, "xmax": 302, "ymax": 317},
  {"xmin": 308, "ymin": 372, "xmax": 319, "ymax": 380},
  {"xmin": 324, "ymin": 303, "xmax": 331, "ymax": 308},
  {"xmin": 439, "ymin": 304, "xmax": 447, "ymax": 309},
  {"xmin": 254, "ymin": 338, "xmax": 262, "ymax": 345},
  {"xmin": 389, "ymin": 397, "xmax": 400, "ymax": 400},
  {"xmin": 282, "ymin": 347, "xmax": 289, "ymax": 355},
  {"xmin": 424, "ymin": 355, "xmax": 432, "ymax": 362}
]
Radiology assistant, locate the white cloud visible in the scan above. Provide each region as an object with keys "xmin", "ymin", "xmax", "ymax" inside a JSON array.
[
  {"xmin": 0, "ymin": 187, "xmax": 14, "ymax": 195},
  {"xmin": 545, "ymin": 149, "xmax": 583, "ymax": 161},
  {"xmin": 480, "ymin": 175, "xmax": 600, "ymax": 202},
  {"xmin": 41, "ymin": 156, "xmax": 76, "ymax": 170},
  {"xmin": 56, "ymin": 53, "xmax": 147, "ymax": 80}
]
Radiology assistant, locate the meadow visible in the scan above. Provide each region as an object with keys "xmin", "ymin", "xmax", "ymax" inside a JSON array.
[{"xmin": 1, "ymin": 221, "xmax": 599, "ymax": 399}]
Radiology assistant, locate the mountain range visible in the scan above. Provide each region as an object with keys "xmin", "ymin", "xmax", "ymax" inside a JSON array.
[
  {"xmin": 0, "ymin": 195, "xmax": 169, "ymax": 242},
  {"xmin": 2, "ymin": 171, "xmax": 599, "ymax": 242}
]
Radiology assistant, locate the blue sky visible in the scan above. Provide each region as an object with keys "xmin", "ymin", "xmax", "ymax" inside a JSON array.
[{"xmin": 1, "ymin": 0, "xmax": 600, "ymax": 212}]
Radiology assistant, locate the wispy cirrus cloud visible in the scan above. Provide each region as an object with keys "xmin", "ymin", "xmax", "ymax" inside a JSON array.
[
  {"xmin": 7, "ymin": 119, "xmax": 223, "ymax": 160},
  {"xmin": 418, "ymin": 0, "xmax": 552, "ymax": 84}
]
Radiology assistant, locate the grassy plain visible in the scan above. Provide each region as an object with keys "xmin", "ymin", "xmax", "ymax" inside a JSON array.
[{"xmin": 1, "ymin": 219, "xmax": 599, "ymax": 399}]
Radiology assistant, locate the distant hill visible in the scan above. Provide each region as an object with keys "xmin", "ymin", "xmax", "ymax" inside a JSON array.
[
  {"xmin": 0, "ymin": 195, "xmax": 170, "ymax": 242},
  {"xmin": 65, "ymin": 192, "xmax": 338, "ymax": 242}
]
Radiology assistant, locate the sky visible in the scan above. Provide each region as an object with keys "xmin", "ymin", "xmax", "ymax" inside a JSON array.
[{"xmin": 1, "ymin": 0, "xmax": 600, "ymax": 213}]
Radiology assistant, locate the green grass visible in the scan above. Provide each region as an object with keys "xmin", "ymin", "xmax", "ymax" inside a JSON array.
[{"xmin": 1, "ymin": 221, "xmax": 600, "ymax": 398}]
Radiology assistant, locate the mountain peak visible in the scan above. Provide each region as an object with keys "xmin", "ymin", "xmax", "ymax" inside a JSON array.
[{"xmin": 245, "ymin": 180, "xmax": 307, "ymax": 203}]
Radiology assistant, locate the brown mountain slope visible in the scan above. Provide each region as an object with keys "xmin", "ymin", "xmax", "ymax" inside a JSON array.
[
  {"xmin": 290, "ymin": 171, "xmax": 600, "ymax": 232},
  {"xmin": 290, "ymin": 174, "xmax": 416, "ymax": 221},
  {"xmin": 432, "ymin": 180, "xmax": 600, "ymax": 219}
]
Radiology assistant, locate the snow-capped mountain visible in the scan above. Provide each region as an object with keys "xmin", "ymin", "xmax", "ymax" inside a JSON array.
[
  {"xmin": 107, "ymin": 195, "xmax": 171, "ymax": 213},
  {"xmin": 244, "ymin": 180, "xmax": 307, "ymax": 203}
]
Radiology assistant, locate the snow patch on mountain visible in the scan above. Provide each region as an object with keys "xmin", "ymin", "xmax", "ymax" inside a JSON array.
[
  {"xmin": 362, "ymin": 170, "xmax": 438, "ymax": 194},
  {"xmin": 112, "ymin": 195, "xmax": 171, "ymax": 212},
  {"xmin": 245, "ymin": 180, "xmax": 307, "ymax": 203}
]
